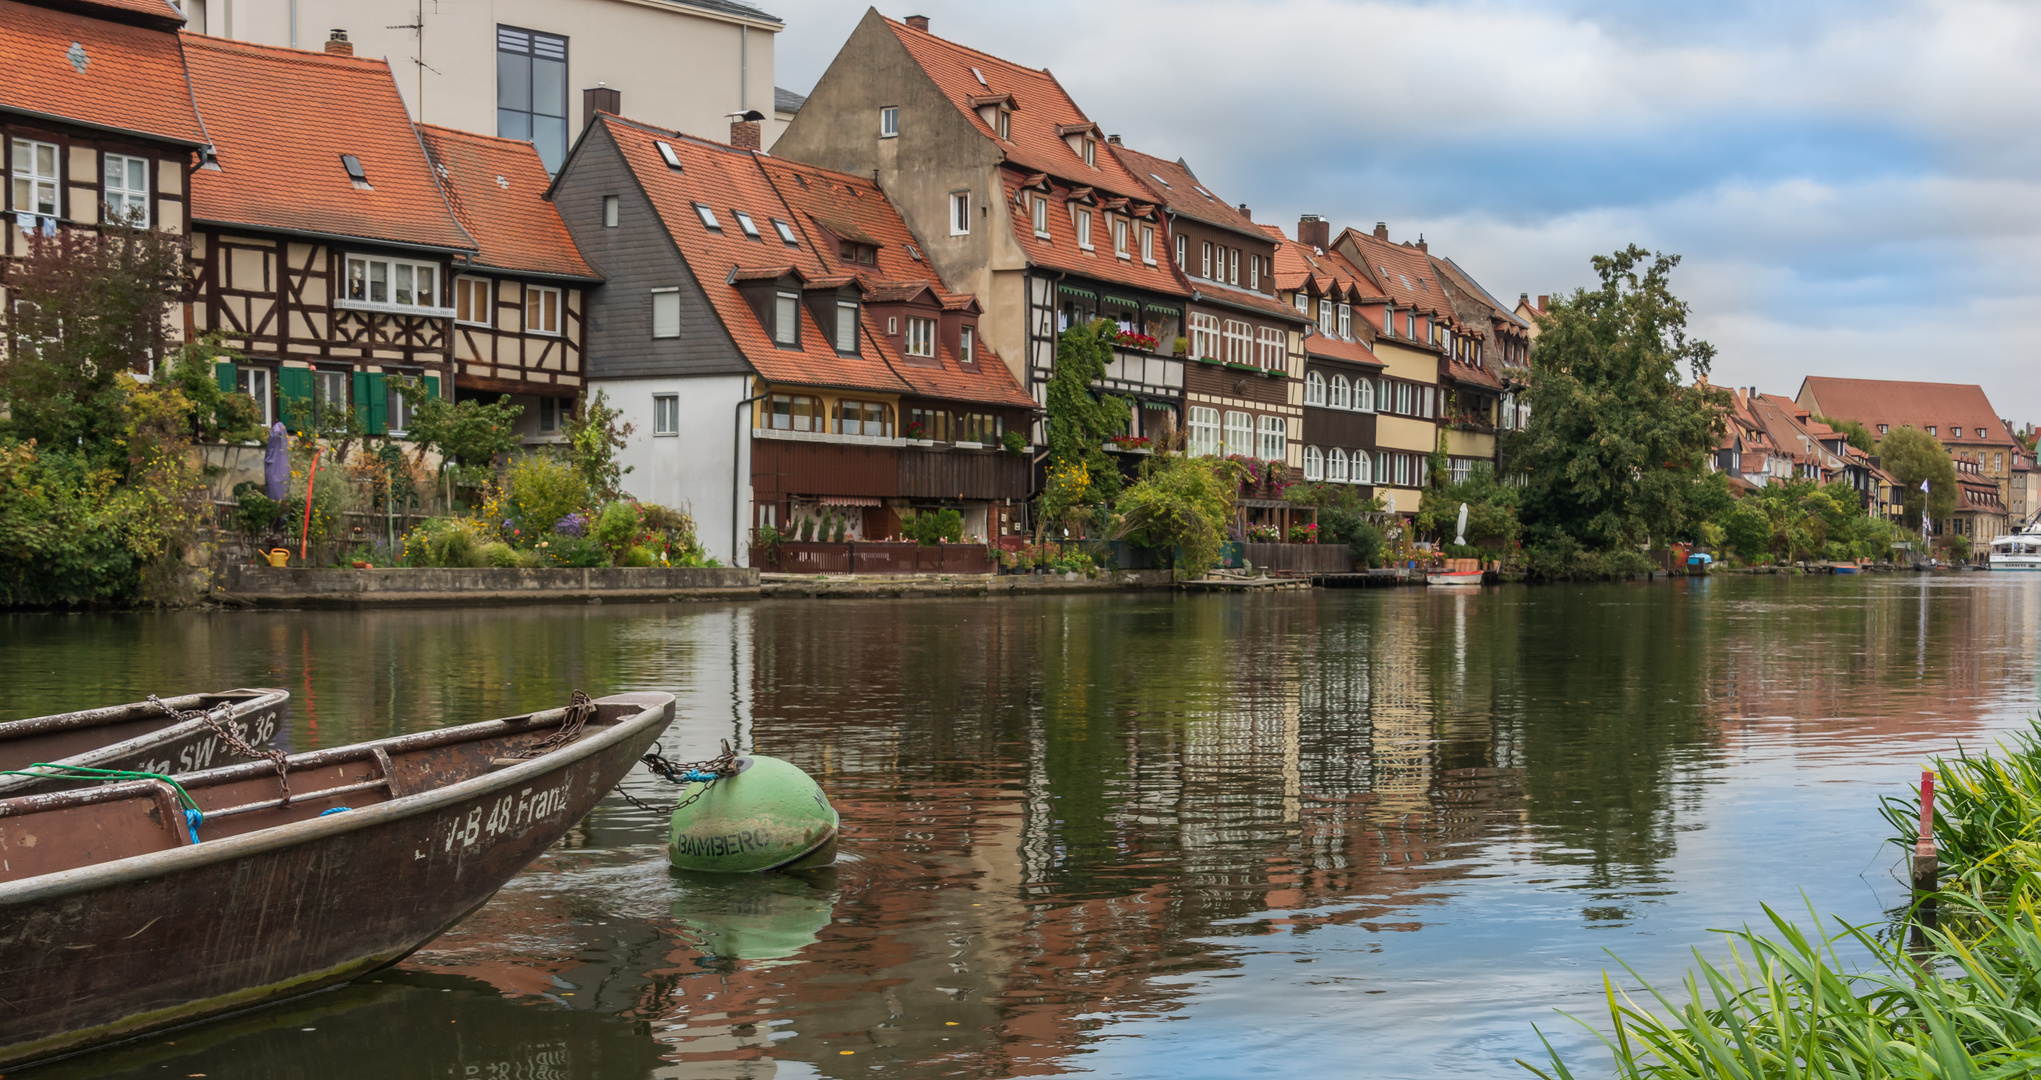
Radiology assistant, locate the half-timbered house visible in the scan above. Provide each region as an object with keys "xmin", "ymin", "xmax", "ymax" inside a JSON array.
[
  {"xmin": 418, "ymin": 124, "xmax": 597, "ymax": 444},
  {"xmin": 182, "ymin": 33, "xmax": 477, "ymax": 433},
  {"xmin": 551, "ymin": 113, "xmax": 1038, "ymax": 564},
  {"xmin": 1270, "ymin": 223, "xmax": 1386, "ymax": 500}
]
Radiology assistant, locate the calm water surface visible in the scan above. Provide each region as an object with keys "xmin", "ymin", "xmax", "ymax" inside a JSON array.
[{"xmin": 4, "ymin": 575, "xmax": 2039, "ymax": 1079}]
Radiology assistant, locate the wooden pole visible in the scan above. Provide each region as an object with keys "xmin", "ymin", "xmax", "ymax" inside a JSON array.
[
  {"xmin": 1912, "ymin": 769, "xmax": 1938, "ymax": 936},
  {"xmin": 298, "ymin": 447, "xmax": 322, "ymax": 562}
]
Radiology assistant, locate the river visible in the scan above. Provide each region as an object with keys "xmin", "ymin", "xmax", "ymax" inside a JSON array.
[{"xmin": 4, "ymin": 574, "xmax": 2038, "ymax": 1079}]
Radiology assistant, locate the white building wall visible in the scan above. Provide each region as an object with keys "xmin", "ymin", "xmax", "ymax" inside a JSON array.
[{"xmin": 594, "ymin": 375, "xmax": 754, "ymax": 568}]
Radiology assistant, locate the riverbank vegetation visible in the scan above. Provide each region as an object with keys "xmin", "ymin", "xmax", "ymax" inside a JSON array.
[{"xmin": 1528, "ymin": 721, "xmax": 2041, "ymax": 1078}]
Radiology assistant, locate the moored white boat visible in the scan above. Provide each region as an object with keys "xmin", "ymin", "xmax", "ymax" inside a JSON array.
[
  {"xmin": 1989, "ymin": 521, "xmax": 2041, "ymax": 571},
  {"xmin": 1427, "ymin": 570, "xmax": 1484, "ymax": 586}
]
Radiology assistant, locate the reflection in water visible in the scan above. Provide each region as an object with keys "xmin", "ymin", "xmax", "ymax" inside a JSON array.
[{"xmin": 1, "ymin": 575, "xmax": 2037, "ymax": 1078}]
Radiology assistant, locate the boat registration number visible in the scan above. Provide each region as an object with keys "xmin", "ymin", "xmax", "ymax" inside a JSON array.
[
  {"xmin": 136, "ymin": 710, "xmax": 282, "ymax": 777},
  {"xmin": 442, "ymin": 782, "xmax": 572, "ymax": 852}
]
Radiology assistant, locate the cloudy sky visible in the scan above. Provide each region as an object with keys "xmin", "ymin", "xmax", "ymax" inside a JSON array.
[{"xmin": 764, "ymin": 0, "xmax": 2041, "ymax": 423}]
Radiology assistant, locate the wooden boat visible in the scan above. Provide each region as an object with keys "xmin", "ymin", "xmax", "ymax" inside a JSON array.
[
  {"xmin": 1426, "ymin": 570, "xmax": 1484, "ymax": 586},
  {"xmin": 0, "ymin": 689, "xmax": 289, "ymax": 797},
  {"xmin": 0, "ymin": 690, "xmax": 673, "ymax": 1069}
]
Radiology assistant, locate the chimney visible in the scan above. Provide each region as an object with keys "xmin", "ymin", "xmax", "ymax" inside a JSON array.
[
  {"xmin": 905, "ymin": 14, "xmax": 930, "ymax": 31},
  {"xmin": 730, "ymin": 118, "xmax": 761, "ymax": 150},
  {"xmin": 1237, "ymin": 203, "xmax": 1251, "ymax": 220},
  {"xmin": 583, "ymin": 85, "xmax": 621, "ymax": 130},
  {"xmin": 1373, "ymin": 221, "xmax": 1388, "ymax": 241},
  {"xmin": 1537, "ymin": 294, "xmax": 1549, "ymax": 310},
  {"xmin": 324, "ymin": 29, "xmax": 352, "ymax": 56},
  {"xmin": 1415, "ymin": 233, "xmax": 1428, "ymax": 253},
  {"xmin": 1297, "ymin": 213, "xmax": 1329, "ymax": 250},
  {"xmin": 1106, "ymin": 134, "xmax": 1122, "ymax": 146}
]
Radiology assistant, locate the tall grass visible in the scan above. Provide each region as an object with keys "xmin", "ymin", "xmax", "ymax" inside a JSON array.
[{"xmin": 1525, "ymin": 718, "xmax": 2041, "ymax": 1079}]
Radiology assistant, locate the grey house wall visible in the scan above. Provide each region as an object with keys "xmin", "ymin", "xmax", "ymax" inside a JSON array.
[{"xmin": 551, "ymin": 119, "xmax": 751, "ymax": 380}]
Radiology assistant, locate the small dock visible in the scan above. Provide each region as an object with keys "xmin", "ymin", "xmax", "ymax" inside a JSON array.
[{"xmin": 1179, "ymin": 574, "xmax": 1312, "ymax": 593}]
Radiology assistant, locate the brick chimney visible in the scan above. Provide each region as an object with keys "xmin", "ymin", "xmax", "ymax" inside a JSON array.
[
  {"xmin": 730, "ymin": 118, "xmax": 761, "ymax": 150},
  {"xmin": 1537, "ymin": 294, "xmax": 1549, "ymax": 310},
  {"xmin": 1415, "ymin": 233, "xmax": 1428, "ymax": 253},
  {"xmin": 1373, "ymin": 221, "xmax": 1388, "ymax": 241},
  {"xmin": 1297, "ymin": 213, "xmax": 1329, "ymax": 249},
  {"xmin": 583, "ymin": 85, "xmax": 620, "ymax": 130},
  {"xmin": 905, "ymin": 14, "xmax": 930, "ymax": 31},
  {"xmin": 324, "ymin": 29, "xmax": 352, "ymax": 56},
  {"xmin": 1106, "ymin": 134, "xmax": 1122, "ymax": 146},
  {"xmin": 1237, "ymin": 203, "xmax": 1251, "ymax": 220}
]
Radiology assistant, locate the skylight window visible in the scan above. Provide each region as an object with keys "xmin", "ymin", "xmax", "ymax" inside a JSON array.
[
  {"xmin": 771, "ymin": 218, "xmax": 798, "ymax": 246},
  {"xmin": 1193, "ymin": 186, "xmax": 1214, "ymax": 200},
  {"xmin": 905, "ymin": 244, "xmax": 922, "ymax": 261},
  {"xmin": 1149, "ymin": 173, "xmax": 1172, "ymax": 189},
  {"xmin": 694, "ymin": 203, "xmax": 721, "ymax": 230},
  {"xmin": 656, "ymin": 141, "xmax": 683, "ymax": 170},
  {"xmin": 971, "ymin": 66, "xmax": 987, "ymax": 87},
  {"xmin": 734, "ymin": 210, "xmax": 761, "ymax": 239},
  {"xmin": 340, "ymin": 154, "xmax": 369, "ymax": 186}
]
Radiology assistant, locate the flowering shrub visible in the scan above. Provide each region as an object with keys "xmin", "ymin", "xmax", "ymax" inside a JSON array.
[
  {"xmin": 1290, "ymin": 523, "xmax": 1320, "ymax": 544},
  {"xmin": 1113, "ymin": 330, "xmax": 1160, "ymax": 351},
  {"xmin": 552, "ymin": 512, "xmax": 589, "ymax": 538},
  {"xmin": 904, "ymin": 419, "xmax": 929, "ymax": 440},
  {"xmin": 1246, "ymin": 523, "xmax": 1282, "ymax": 543},
  {"xmin": 1107, "ymin": 435, "xmax": 1152, "ymax": 450}
]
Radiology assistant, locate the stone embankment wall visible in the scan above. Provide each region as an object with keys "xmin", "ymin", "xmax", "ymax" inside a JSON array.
[{"xmin": 214, "ymin": 565, "xmax": 759, "ymax": 608}]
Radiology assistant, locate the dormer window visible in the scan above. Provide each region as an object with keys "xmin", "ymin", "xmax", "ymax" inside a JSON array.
[
  {"xmin": 1175, "ymin": 234, "xmax": 1186, "ymax": 268},
  {"xmin": 1337, "ymin": 303, "xmax": 1351, "ymax": 338},
  {"xmin": 733, "ymin": 211, "xmax": 761, "ymax": 239},
  {"xmin": 835, "ymin": 301, "xmax": 859, "ymax": 353},
  {"xmin": 838, "ymin": 240, "xmax": 876, "ymax": 265},
  {"xmin": 997, "ymin": 110, "xmax": 1011, "ymax": 141},
  {"xmin": 1293, "ymin": 293, "xmax": 1307, "ymax": 315},
  {"xmin": 961, "ymin": 325, "xmax": 975, "ymax": 363},
  {"xmin": 905, "ymin": 316, "xmax": 936, "ymax": 357},
  {"xmin": 1318, "ymin": 298, "xmax": 1334, "ymax": 336},
  {"xmin": 771, "ymin": 218, "xmax": 799, "ymax": 246},
  {"xmin": 773, "ymin": 291, "xmax": 799, "ymax": 346},
  {"xmin": 655, "ymin": 141, "xmax": 683, "ymax": 170},
  {"xmin": 1076, "ymin": 209, "xmax": 1093, "ymax": 250},
  {"xmin": 694, "ymin": 203, "xmax": 721, "ymax": 230},
  {"xmin": 1113, "ymin": 218, "xmax": 1128, "ymax": 259},
  {"xmin": 1082, "ymin": 138, "xmax": 1096, "ymax": 167},
  {"xmin": 341, "ymin": 154, "xmax": 371, "ymax": 190},
  {"xmin": 1031, "ymin": 194, "xmax": 1049, "ymax": 237},
  {"xmin": 1141, "ymin": 225, "xmax": 1155, "ymax": 264}
]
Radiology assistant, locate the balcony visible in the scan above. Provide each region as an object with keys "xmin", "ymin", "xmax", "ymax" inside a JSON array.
[
  {"xmin": 752, "ymin": 432, "xmax": 1031, "ymax": 503},
  {"xmin": 1094, "ymin": 347, "xmax": 1184, "ymax": 397}
]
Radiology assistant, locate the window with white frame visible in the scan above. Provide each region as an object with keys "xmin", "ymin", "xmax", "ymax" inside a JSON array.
[
  {"xmin": 603, "ymin": 194, "xmax": 619, "ymax": 227},
  {"xmin": 102, "ymin": 154, "xmax": 148, "ymax": 225},
  {"xmin": 1201, "ymin": 242, "xmax": 1212, "ymax": 279},
  {"xmin": 1381, "ymin": 305, "xmax": 1394, "ymax": 336},
  {"xmin": 1224, "ymin": 410, "xmax": 1253, "ymax": 456},
  {"xmin": 905, "ymin": 316, "xmax": 936, "ymax": 357},
  {"xmin": 1175, "ymin": 233, "xmax": 1186, "ymax": 267},
  {"xmin": 386, "ymin": 371, "xmax": 420, "ymax": 435},
  {"xmin": 773, "ymin": 292, "xmax": 799, "ymax": 346},
  {"xmin": 1351, "ymin": 448, "xmax": 1371, "ymax": 484},
  {"xmin": 1500, "ymin": 392, "xmax": 1516, "ymax": 430},
  {"xmin": 12, "ymin": 137, "xmax": 58, "ymax": 215},
  {"xmin": 1188, "ymin": 406, "xmax": 1221, "ymax": 457},
  {"xmin": 961, "ymin": 324, "xmax": 975, "ymax": 363},
  {"xmin": 312, "ymin": 367, "xmax": 348, "ymax": 418},
  {"xmin": 1257, "ymin": 326, "xmax": 1284, "ymax": 369},
  {"xmin": 1376, "ymin": 451, "xmax": 1391, "ymax": 485},
  {"xmin": 1337, "ymin": 303, "xmax": 1351, "ymax": 338},
  {"xmin": 1076, "ymin": 209, "xmax": 1093, "ymax": 249},
  {"xmin": 1419, "ymin": 454, "xmax": 1431, "ymax": 487},
  {"xmin": 344, "ymin": 255, "xmax": 440, "ymax": 310},
  {"xmin": 950, "ymin": 191, "xmax": 970, "ymax": 236},
  {"xmin": 1189, "ymin": 313, "xmax": 1220, "ymax": 360},
  {"xmin": 454, "ymin": 277, "xmax": 491, "ymax": 326},
  {"xmin": 1304, "ymin": 445, "xmax": 1324, "ymax": 481},
  {"xmin": 653, "ymin": 394, "xmax": 679, "ymax": 436},
  {"xmin": 1421, "ymin": 385, "xmax": 1435, "ymax": 418},
  {"xmin": 651, "ymin": 288, "xmax": 680, "ymax": 338},
  {"xmin": 1330, "ymin": 374, "xmax": 1351, "ymax": 409},
  {"xmin": 880, "ymin": 106, "xmax": 899, "ymax": 137},
  {"xmin": 1329, "ymin": 447, "xmax": 1350, "ymax": 483},
  {"xmin": 1222, "ymin": 319, "xmax": 1251, "ymax": 364},
  {"xmin": 1451, "ymin": 457, "xmax": 1472, "ymax": 484},
  {"xmin": 996, "ymin": 109, "xmax": 1011, "ymax": 141},
  {"xmin": 1305, "ymin": 370, "xmax": 1326, "ymax": 406},
  {"xmin": 1249, "ymin": 255, "xmax": 1260, "ymax": 290},
  {"xmin": 1228, "ymin": 249, "xmax": 1239, "ymax": 285},
  {"xmin": 835, "ymin": 302, "xmax": 859, "ymax": 353},
  {"xmin": 1031, "ymin": 194, "xmax": 1049, "ymax": 237},
  {"xmin": 1113, "ymin": 218, "xmax": 1128, "ymax": 258},
  {"xmin": 1257, "ymin": 415, "xmax": 1286, "ymax": 461},
  {"xmin": 1083, "ymin": 138, "xmax": 1096, "ymax": 167},
  {"xmin": 1355, "ymin": 376, "xmax": 1375, "ymax": 411},
  {"xmin": 1294, "ymin": 293, "xmax": 1308, "ymax": 315},
  {"xmin": 235, "ymin": 365, "xmax": 272, "ymax": 427},
  {"xmin": 1318, "ymin": 298, "xmax": 1335, "ymax": 336},
  {"xmin": 525, "ymin": 284, "xmax": 561, "ymax": 335},
  {"xmin": 1141, "ymin": 225, "xmax": 1155, "ymax": 264}
]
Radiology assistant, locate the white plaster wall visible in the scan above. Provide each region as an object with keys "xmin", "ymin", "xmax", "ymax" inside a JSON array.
[{"xmin": 593, "ymin": 375, "xmax": 754, "ymax": 567}]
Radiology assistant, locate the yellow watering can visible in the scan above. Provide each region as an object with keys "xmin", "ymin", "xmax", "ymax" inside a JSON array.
[{"xmin": 265, "ymin": 549, "xmax": 291, "ymax": 567}]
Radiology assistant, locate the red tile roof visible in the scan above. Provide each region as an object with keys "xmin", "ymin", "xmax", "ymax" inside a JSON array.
[
  {"xmin": 1108, "ymin": 144, "xmax": 1265, "ymax": 242},
  {"xmin": 42, "ymin": 0, "xmax": 184, "ymax": 27},
  {"xmin": 603, "ymin": 116, "xmax": 1034, "ymax": 410},
  {"xmin": 884, "ymin": 17, "xmax": 1152, "ymax": 201},
  {"xmin": 1797, "ymin": 376, "xmax": 2015, "ymax": 447},
  {"xmin": 999, "ymin": 167, "xmax": 1189, "ymax": 298},
  {"xmin": 0, "ymin": 0, "xmax": 205, "ymax": 146},
  {"xmin": 1268, "ymin": 226, "xmax": 1384, "ymax": 304},
  {"xmin": 183, "ymin": 34, "xmax": 474, "ymax": 252},
  {"xmin": 1335, "ymin": 228, "xmax": 1455, "ymax": 319},
  {"xmin": 1445, "ymin": 357, "xmax": 1503, "ymax": 391},
  {"xmin": 418, "ymin": 125, "xmax": 593, "ymax": 280}
]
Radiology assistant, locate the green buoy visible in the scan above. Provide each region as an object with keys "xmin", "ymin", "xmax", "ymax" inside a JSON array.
[
  {"xmin": 673, "ymin": 868, "xmax": 837, "ymax": 962},
  {"xmin": 668, "ymin": 754, "xmax": 838, "ymax": 872}
]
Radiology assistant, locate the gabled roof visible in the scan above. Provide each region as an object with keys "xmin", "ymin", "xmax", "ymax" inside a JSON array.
[
  {"xmin": 998, "ymin": 168, "xmax": 1189, "ymax": 298},
  {"xmin": 883, "ymin": 16, "xmax": 1151, "ymax": 201},
  {"xmin": 419, "ymin": 125, "xmax": 594, "ymax": 280},
  {"xmin": 0, "ymin": 0, "xmax": 205, "ymax": 146},
  {"xmin": 35, "ymin": 0, "xmax": 184, "ymax": 29},
  {"xmin": 601, "ymin": 115, "xmax": 1034, "ymax": 409},
  {"xmin": 1109, "ymin": 144, "xmax": 1266, "ymax": 244},
  {"xmin": 1797, "ymin": 376, "xmax": 2015, "ymax": 447},
  {"xmin": 1432, "ymin": 255, "xmax": 1528, "ymax": 330},
  {"xmin": 183, "ymin": 35, "xmax": 473, "ymax": 252},
  {"xmin": 1268, "ymin": 225, "xmax": 1385, "ymax": 305},
  {"xmin": 1336, "ymin": 228, "xmax": 1454, "ymax": 319}
]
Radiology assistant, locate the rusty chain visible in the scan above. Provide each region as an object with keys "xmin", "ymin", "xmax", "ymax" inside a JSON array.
[
  {"xmin": 514, "ymin": 689, "xmax": 598, "ymax": 759},
  {"xmin": 150, "ymin": 694, "xmax": 292, "ymax": 807},
  {"xmin": 611, "ymin": 738, "xmax": 738, "ymax": 817}
]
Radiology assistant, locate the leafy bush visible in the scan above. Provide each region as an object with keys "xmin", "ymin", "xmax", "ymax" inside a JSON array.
[
  {"xmin": 623, "ymin": 545, "xmax": 660, "ymax": 567},
  {"xmin": 561, "ymin": 389, "xmax": 634, "ymax": 501},
  {"xmin": 503, "ymin": 454, "xmax": 589, "ymax": 545},
  {"xmin": 538, "ymin": 533, "xmax": 607, "ymax": 568},
  {"xmin": 1115, "ymin": 454, "xmax": 1239, "ymax": 578},
  {"xmin": 400, "ymin": 517, "xmax": 493, "ymax": 568},
  {"xmin": 0, "ymin": 443, "xmax": 141, "ymax": 605},
  {"xmin": 230, "ymin": 481, "xmax": 283, "ymax": 541},
  {"xmin": 900, "ymin": 507, "xmax": 964, "ymax": 545},
  {"xmin": 590, "ymin": 501, "xmax": 640, "ymax": 563},
  {"xmin": 639, "ymin": 503, "xmax": 709, "ymax": 564},
  {"xmin": 1517, "ymin": 534, "xmax": 1653, "ymax": 581}
]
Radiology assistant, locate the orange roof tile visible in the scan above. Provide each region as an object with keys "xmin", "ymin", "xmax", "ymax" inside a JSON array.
[
  {"xmin": 0, "ymin": 0, "xmax": 204, "ymax": 146},
  {"xmin": 1336, "ymin": 228, "xmax": 1455, "ymax": 319},
  {"xmin": 1108, "ymin": 144, "xmax": 1266, "ymax": 243},
  {"xmin": 1269, "ymin": 227, "xmax": 1384, "ymax": 304},
  {"xmin": 183, "ymin": 34, "xmax": 473, "ymax": 252},
  {"xmin": 885, "ymin": 17, "xmax": 1151, "ymax": 201},
  {"xmin": 999, "ymin": 168, "xmax": 1189, "ymax": 298},
  {"xmin": 418, "ymin": 125, "xmax": 593, "ymax": 280},
  {"xmin": 1798, "ymin": 376, "xmax": 2016, "ymax": 446},
  {"xmin": 604, "ymin": 116, "xmax": 1034, "ymax": 410},
  {"xmin": 40, "ymin": 0, "xmax": 185, "ymax": 26}
]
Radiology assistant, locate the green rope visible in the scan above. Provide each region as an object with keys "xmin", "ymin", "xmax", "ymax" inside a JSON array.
[{"xmin": 1, "ymin": 764, "xmax": 205, "ymax": 842}]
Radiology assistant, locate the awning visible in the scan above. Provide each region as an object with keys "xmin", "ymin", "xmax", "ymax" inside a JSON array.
[
  {"xmin": 1144, "ymin": 302, "xmax": 1181, "ymax": 316},
  {"xmin": 816, "ymin": 496, "xmax": 881, "ymax": 507},
  {"xmin": 1102, "ymin": 294, "xmax": 1141, "ymax": 308},
  {"xmin": 1057, "ymin": 284, "xmax": 1097, "ymax": 299}
]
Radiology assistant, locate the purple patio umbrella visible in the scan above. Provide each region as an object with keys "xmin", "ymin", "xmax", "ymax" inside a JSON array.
[{"xmin": 263, "ymin": 421, "xmax": 289, "ymax": 500}]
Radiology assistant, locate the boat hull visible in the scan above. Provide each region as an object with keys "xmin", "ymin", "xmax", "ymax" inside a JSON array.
[
  {"xmin": 0, "ymin": 692, "xmax": 672, "ymax": 1069},
  {"xmin": 1426, "ymin": 571, "xmax": 1484, "ymax": 586},
  {"xmin": 0, "ymin": 689, "xmax": 289, "ymax": 796}
]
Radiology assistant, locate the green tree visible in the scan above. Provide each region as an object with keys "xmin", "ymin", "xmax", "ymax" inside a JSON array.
[
  {"xmin": 395, "ymin": 384, "xmax": 526, "ymax": 467},
  {"xmin": 1817, "ymin": 415, "xmax": 1875, "ymax": 454},
  {"xmin": 1875, "ymin": 426, "xmax": 1956, "ymax": 527},
  {"xmin": 1114, "ymin": 453, "xmax": 1238, "ymax": 578},
  {"xmin": 1416, "ymin": 462, "xmax": 1521, "ymax": 551},
  {"xmin": 1508, "ymin": 246, "xmax": 1728, "ymax": 550},
  {"xmin": 1045, "ymin": 320, "xmax": 1128, "ymax": 505},
  {"xmin": 562, "ymin": 389, "xmax": 633, "ymax": 501}
]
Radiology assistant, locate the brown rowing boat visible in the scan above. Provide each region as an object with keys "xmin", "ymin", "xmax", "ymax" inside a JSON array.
[
  {"xmin": 0, "ymin": 690, "xmax": 673, "ymax": 1068},
  {"xmin": 0, "ymin": 689, "xmax": 289, "ymax": 796}
]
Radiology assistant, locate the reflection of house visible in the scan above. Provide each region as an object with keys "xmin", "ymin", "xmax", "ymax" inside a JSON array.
[
  {"xmin": 772, "ymin": 12, "xmax": 1195, "ymax": 444},
  {"xmin": 552, "ymin": 113, "xmax": 1038, "ymax": 562}
]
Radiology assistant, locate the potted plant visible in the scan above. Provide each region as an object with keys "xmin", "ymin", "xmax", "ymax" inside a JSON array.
[
  {"xmin": 1172, "ymin": 336, "xmax": 1189, "ymax": 357},
  {"xmin": 904, "ymin": 419, "xmax": 929, "ymax": 441},
  {"xmin": 1001, "ymin": 431, "xmax": 1029, "ymax": 456},
  {"xmin": 1113, "ymin": 330, "xmax": 1159, "ymax": 352}
]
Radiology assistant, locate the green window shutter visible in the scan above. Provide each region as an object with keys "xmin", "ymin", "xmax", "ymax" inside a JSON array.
[
  {"xmin": 353, "ymin": 371, "xmax": 374, "ymax": 434},
  {"xmin": 365, "ymin": 373, "xmax": 388, "ymax": 435},
  {"xmin": 215, "ymin": 361, "xmax": 236, "ymax": 394},
  {"xmin": 277, "ymin": 367, "xmax": 313, "ymax": 432},
  {"xmin": 423, "ymin": 374, "xmax": 441, "ymax": 400}
]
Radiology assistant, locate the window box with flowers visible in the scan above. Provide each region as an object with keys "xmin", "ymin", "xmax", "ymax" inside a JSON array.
[
  {"xmin": 904, "ymin": 419, "xmax": 930, "ymax": 441},
  {"xmin": 1105, "ymin": 435, "xmax": 1153, "ymax": 453},
  {"xmin": 1113, "ymin": 330, "xmax": 1160, "ymax": 352}
]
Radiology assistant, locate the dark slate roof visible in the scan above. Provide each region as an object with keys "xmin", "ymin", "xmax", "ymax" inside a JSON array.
[
  {"xmin": 648, "ymin": 0, "xmax": 781, "ymax": 25},
  {"xmin": 773, "ymin": 85, "xmax": 806, "ymax": 114}
]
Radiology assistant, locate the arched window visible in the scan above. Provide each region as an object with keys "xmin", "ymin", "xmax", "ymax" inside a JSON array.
[
  {"xmin": 1330, "ymin": 374, "xmax": 1351, "ymax": 410},
  {"xmin": 1304, "ymin": 370, "xmax": 1326, "ymax": 407},
  {"xmin": 1355, "ymin": 377, "xmax": 1375, "ymax": 412},
  {"xmin": 1327, "ymin": 447, "xmax": 1349, "ymax": 483},
  {"xmin": 1303, "ymin": 445, "xmax": 1324, "ymax": 481},
  {"xmin": 1351, "ymin": 448, "xmax": 1372, "ymax": 484}
]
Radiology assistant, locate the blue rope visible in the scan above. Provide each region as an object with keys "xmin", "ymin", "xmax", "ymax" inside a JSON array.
[
  {"xmin": 183, "ymin": 807, "xmax": 203, "ymax": 845},
  {"xmin": 682, "ymin": 770, "xmax": 721, "ymax": 782},
  {"xmin": 318, "ymin": 806, "xmax": 352, "ymax": 817}
]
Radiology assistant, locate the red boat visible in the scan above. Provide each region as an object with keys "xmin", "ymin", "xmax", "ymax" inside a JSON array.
[{"xmin": 0, "ymin": 690, "xmax": 673, "ymax": 1068}]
